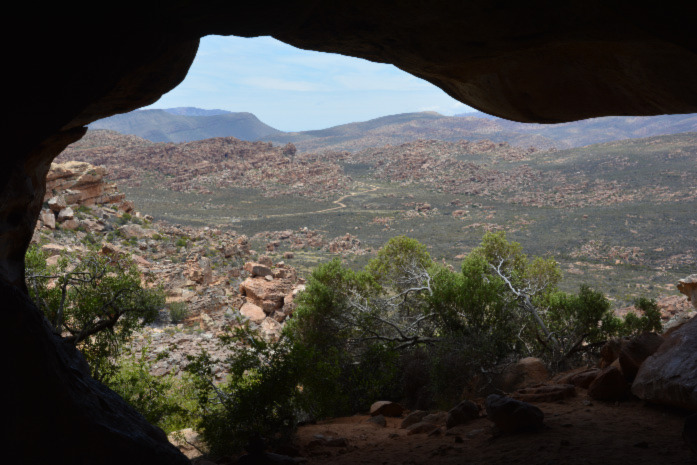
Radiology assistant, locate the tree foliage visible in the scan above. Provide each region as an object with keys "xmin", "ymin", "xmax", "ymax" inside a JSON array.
[{"xmin": 25, "ymin": 245, "xmax": 165, "ymax": 381}]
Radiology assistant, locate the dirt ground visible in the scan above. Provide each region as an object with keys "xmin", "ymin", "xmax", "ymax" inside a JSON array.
[{"xmin": 293, "ymin": 394, "xmax": 695, "ymax": 465}]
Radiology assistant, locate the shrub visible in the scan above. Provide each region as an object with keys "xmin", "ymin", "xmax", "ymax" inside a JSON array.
[{"xmin": 168, "ymin": 302, "xmax": 189, "ymax": 324}]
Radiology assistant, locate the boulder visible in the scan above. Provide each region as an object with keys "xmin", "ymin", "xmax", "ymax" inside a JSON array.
[
  {"xmin": 632, "ymin": 315, "xmax": 697, "ymax": 410},
  {"xmin": 406, "ymin": 422, "xmax": 440, "ymax": 435},
  {"xmin": 599, "ymin": 339, "xmax": 624, "ymax": 368},
  {"xmin": 422, "ymin": 411, "xmax": 448, "ymax": 426},
  {"xmin": 56, "ymin": 207, "xmax": 74, "ymax": 222},
  {"xmin": 369, "ymin": 401, "xmax": 404, "ymax": 417},
  {"xmin": 485, "ymin": 394, "xmax": 544, "ymax": 433},
  {"xmin": 118, "ymin": 224, "xmax": 157, "ymax": 239},
  {"xmin": 498, "ymin": 357, "xmax": 549, "ymax": 392},
  {"xmin": 512, "ymin": 384, "xmax": 576, "ymax": 403},
  {"xmin": 244, "ymin": 262, "xmax": 272, "ymax": 278},
  {"xmin": 60, "ymin": 218, "xmax": 79, "ymax": 230},
  {"xmin": 400, "ymin": 410, "xmax": 428, "ymax": 429},
  {"xmin": 240, "ymin": 302, "xmax": 266, "ymax": 324},
  {"xmin": 367, "ymin": 414, "xmax": 386, "ymax": 427},
  {"xmin": 39, "ymin": 209, "xmax": 56, "ymax": 229},
  {"xmin": 48, "ymin": 195, "xmax": 67, "ymax": 212},
  {"xmin": 588, "ymin": 366, "xmax": 629, "ymax": 401},
  {"xmin": 618, "ymin": 332, "xmax": 664, "ymax": 381},
  {"xmin": 446, "ymin": 400, "xmax": 480, "ymax": 429}
]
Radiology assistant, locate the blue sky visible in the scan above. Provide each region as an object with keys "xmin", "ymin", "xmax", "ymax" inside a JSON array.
[{"xmin": 144, "ymin": 35, "xmax": 473, "ymax": 132}]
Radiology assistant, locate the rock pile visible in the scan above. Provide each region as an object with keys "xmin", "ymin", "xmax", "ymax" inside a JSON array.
[{"xmin": 239, "ymin": 258, "xmax": 304, "ymax": 340}]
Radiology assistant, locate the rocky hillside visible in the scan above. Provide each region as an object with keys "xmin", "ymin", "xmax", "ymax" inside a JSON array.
[{"xmin": 57, "ymin": 130, "xmax": 350, "ymax": 200}]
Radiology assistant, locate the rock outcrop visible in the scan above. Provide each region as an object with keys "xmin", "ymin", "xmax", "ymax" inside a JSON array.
[
  {"xmin": 45, "ymin": 161, "xmax": 125, "ymax": 206},
  {"xmin": 678, "ymin": 275, "xmax": 697, "ymax": 309},
  {"xmin": 632, "ymin": 316, "xmax": 697, "ymax": 410}
]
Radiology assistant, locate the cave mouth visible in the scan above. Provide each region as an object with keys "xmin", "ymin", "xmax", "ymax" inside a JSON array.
[{"xmin": 6, "ymin": 4, "xmax": 697, "ymax": 462}]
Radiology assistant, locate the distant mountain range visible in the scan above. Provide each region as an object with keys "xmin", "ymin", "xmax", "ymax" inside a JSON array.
[
  {"xmin": 90, "ymin": 108, "xmax": 697, "ymax": 151},
  {"xmin": 89, "ymin": 109, "xmax": 282, "ymax": 143}
]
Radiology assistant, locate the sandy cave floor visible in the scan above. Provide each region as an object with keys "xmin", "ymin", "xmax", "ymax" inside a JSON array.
[{"xmin": 292, "ymin": 395, "xmax": 695, "ymax": 465}]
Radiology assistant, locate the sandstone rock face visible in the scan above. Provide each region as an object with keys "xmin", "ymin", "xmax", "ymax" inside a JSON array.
[
  {"xmin": 45, "ymin": 161, "xmax": 125, "ymax": 207},
  {"xmin": 632, "ymin": 316, "xmax": 697, "ymax": 410},
  {"xmin": 485, "ymin": 394, "xmax": 544, "ymax": 433},
  {"xmin": 678, "ymin": 275, "xmax": 697, "ymax": 309}
]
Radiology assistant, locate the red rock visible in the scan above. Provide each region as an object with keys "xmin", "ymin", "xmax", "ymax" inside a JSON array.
[{"xmin": 678, "ymin": 275, "xmax": 697, "ymax": 309}]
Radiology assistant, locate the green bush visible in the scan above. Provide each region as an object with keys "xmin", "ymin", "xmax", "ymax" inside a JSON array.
[
  {"xmin": 25, "ymin": 244, "xmax": 165, "ymax": 381},
  {"xmin": 168, "ymin": 302, "xmax": 189, "ymax": 324},
  {"xmin": 109, "ymin": 346, "xmax": 199, "ymax": 434}
]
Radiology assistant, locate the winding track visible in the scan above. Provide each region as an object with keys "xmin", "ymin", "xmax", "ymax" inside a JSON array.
[{"xmin": 263, "ymin": 184, "xmax": 380, "ymax": 219}]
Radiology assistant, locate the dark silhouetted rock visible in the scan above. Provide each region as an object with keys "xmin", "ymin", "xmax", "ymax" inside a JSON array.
[
  {"xmin": 684, "ymin": 414, "xmax": 697, "ymax": 454},
  {"xmin": 368, "ymin": 414, "xmax": 387, "ymax": 427},
  {"xmin": 406, "ymin": 421, "xmax": 441, "ymax": 435},
  {"xmin": 588, "ymin": 366, "xmax": 629, "ymax": 401},
  {"xmin": 632, "ymin": 316, "xmax": 697, "ymax": 410},
  {"xmin": 400, "ymin": 410, "xmax": 428, "ymax": 429},
  {"xmin": 446, "ymin": 400, "xmax": 480, "ymax": 429},
  {"xmin": 619, "ymin": 332, "xmax": 664, "ymax": 381},
  {"xmin": 485, "ymin": 394, "xmax": 544, "ymax": 433},
  {"xmin": 557, "ymin": 368, "xmax": 601, "ymax": 389}
]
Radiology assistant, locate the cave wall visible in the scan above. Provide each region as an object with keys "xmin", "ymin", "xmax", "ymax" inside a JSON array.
[{"xmin": 4, "ymin": 2, "xmax": 697, "ymax": 462}]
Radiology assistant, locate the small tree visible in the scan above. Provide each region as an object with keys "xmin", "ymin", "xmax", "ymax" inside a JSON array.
[{"xmin": 25, "ymin": 245, "xmax": 165, "ymax": 381}]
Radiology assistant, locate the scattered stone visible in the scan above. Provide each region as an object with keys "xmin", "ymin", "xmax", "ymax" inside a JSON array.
[
  {"xmin": 588, "ymin": 366, "xmax": 629, "ymax": 401},
  {"xmin": 283, "ymin": 252, "xmax": 294, "ymax": 259},
  {"xmin": 60, "ymin": 218, "xmax": 79, "ymax": 230},
  {"xmin": 446, "ymin": 400, "xmax": 480, "ymax": 429},
  {"xmin": 618, "ymin": 332, "xmax": 664, "ymax": 381},
  {"xmin": 632, "ymin": 315, "xmax": 697, "ymax": 410},
  {"xmin": 485, "ymin": 394, "xmax": 544, "ymax": 433},
  {"xmin": 370, "ymin": 401, "xmax": 404, "ymax": 417},
  {"xmin": 367, "ymin": 415, "xmax": 387, "ymax": 427}
]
